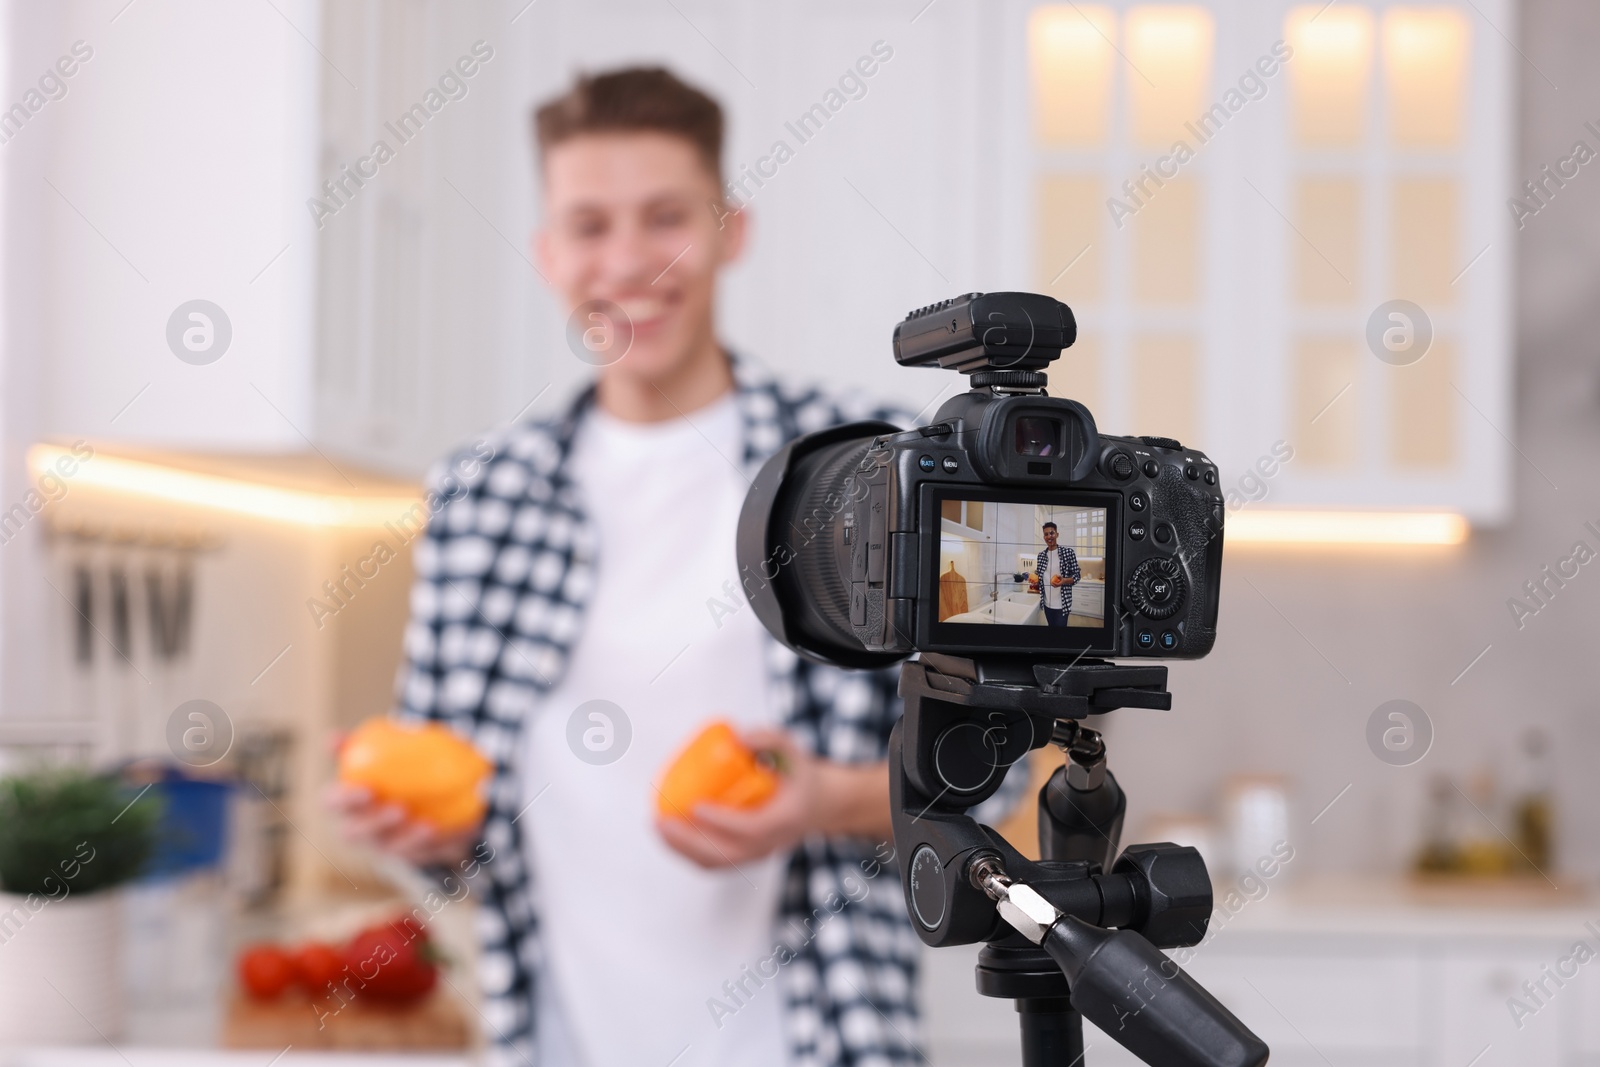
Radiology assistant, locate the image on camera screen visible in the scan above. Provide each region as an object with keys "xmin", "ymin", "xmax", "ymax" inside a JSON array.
[{"xmin": 937, "ymin": 500, "xmax": 1107, "ymax": 627}]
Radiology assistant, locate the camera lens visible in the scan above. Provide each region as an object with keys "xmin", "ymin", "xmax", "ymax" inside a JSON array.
[
  {"xmin": 1014, "ymin": 416, "xmax": 1061, "ymax": 457},
  {"xmin": 737, "ymin": 425, "xmax": 904, "ymax": 671}
]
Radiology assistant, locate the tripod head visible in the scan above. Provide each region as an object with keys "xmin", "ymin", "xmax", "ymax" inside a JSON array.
[{"xmin": 889, "ymin": 654, "xmax": 1268, "ymax": 1067}]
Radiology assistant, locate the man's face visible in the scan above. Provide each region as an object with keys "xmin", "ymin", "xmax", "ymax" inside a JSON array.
[
  {"xmin": 1043, "ymin": 526, "xmax": 1058, "ymax": 547},
  {"xmin": 537, "ymin": 132, "xmax": 746, "ymax": 385}
]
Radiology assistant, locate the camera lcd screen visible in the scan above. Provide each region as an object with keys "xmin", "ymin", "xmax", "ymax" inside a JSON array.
[{"xmin": 933, "ymin": 493, "xmax": 1115, "ymax": 651}]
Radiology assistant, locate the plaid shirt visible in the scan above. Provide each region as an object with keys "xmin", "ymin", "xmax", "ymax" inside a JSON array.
[
  {"xmin": 1035, "ymin": 546, "xmax": 1081, "ymax": 614},
  {"xmin": 396, "ymin": 363, "xmax": 1025, "ymax": 1066}
]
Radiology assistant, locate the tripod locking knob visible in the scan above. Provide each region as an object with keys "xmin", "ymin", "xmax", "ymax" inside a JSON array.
[
  {"xmin": 975, "ymin": 856, "xmax": 1268, "ymax": 1067},
  {"xmin": 1114, "ymin": 843, "xmax": 1213, "ymax": 949}
]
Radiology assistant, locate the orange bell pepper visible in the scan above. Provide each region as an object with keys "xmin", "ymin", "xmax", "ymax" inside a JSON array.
[
  {"xmin": 338, "ymin": 718, "xmax": 493, "ymax": 832},
  {"xmin": 656, "ymin": 721, "xmax": 778, "ymax": 819}
]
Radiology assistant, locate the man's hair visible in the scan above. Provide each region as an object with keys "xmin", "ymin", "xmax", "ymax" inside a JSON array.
[
  {"xmin": 533, "ymin": 66, "xmax": 724, "ymax": 184},
  {"xmin": 1042, "ymin": 522, "xmax": 1058, "ymax": 532}
]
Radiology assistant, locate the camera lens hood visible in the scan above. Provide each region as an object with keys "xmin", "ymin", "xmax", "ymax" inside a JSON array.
[{"xmin": 736, "ymin": 420, "xmax": 905, "ymax": 670}]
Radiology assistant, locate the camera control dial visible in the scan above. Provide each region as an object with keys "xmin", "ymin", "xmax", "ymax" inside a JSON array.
[{"xmin": 1127, "ymin": 557, "xmax": 1184, "ymax": 620}]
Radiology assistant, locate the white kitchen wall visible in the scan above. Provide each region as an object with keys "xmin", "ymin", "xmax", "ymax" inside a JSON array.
[{"xmin": 8, "ymin": 0, "xmax": 320, "ymax": 448}]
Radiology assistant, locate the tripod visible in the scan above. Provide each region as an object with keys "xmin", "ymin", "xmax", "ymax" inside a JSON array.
[{"xmin": 888, "ymin": 653, "xmax": 1268, "ymax": 1067}]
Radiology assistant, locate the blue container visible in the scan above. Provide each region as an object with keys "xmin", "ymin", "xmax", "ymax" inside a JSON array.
[{"xmin": 140, "ymin": 768, "xmax": 232, "ymax": 878}]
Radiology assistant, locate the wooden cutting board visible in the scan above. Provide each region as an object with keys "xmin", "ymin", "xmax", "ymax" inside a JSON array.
[{"xmin": 222, "ymin": 990, "xmax": 471, "ymax": 1050}]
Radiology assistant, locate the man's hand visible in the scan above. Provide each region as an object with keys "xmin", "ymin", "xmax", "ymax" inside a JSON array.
[
  {"xmin": 325, "ymin": 783, "xmax": 481, "ymax": 868},
  {"xmin": 654, "ymin": 727, "xmax": 890, "ymax": 870}
]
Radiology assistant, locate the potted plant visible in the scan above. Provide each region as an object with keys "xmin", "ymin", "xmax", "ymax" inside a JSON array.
[{"xmin": 0, "ymin": 767, "xmax": 158, "ymax": 1045}]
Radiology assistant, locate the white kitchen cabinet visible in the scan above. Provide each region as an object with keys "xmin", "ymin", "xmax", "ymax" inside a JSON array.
[
  {"xmin": 1580, "ymin": 963, "xmax": 1600, "ymax": 1059},
  {"xmin": 1429, "ymin": 949, "xmax": 1567, "ymax": 1067},
  {"xmin": 1070, "ymin": 579, "xmax": 1105, "ymax": 618}
]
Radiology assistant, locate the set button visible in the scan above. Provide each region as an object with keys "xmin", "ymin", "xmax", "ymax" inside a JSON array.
[{"xmin": 1126, "ymin": 556, "xmax": 1185, "ymax": 620}]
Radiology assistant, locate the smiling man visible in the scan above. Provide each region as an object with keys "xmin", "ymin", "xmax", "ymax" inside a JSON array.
[
  {"xmin": 328, "ymin": 67, "xmax": 991, "ymax": 1067},
  {"xmin": 1033, "ymin": 521, "xmax": 1080, "ymax": 627}
]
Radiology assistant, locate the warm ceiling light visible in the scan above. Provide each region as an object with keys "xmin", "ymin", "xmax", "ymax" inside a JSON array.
[
  {"xmin": 1127, "ymin": 4, "xmax": 1210, "ymax": 51},
  {"xmin": 1029, "ymin": 5, "xmax": 1117, "ymax": 146},
  {"xmin": 1285, "ymin": 5, "xmax": 1375, "ymax": 146},
  {"xmin": 1292, "ymin": 8, "xmax": 1373, "ymax": 54},
  {"xmin": 28, "ymin": 444, "xmax": 422, "ymax": 528},
  {"xmin": 1228, "ymin": 509, "xmax": 1469, "ymax": 546},
  {"xmin": 1383, "ymin": 7, "xmax": 1469, "ymax": 146},
  {"xmin": 1125, "ymin": 5, "xmax": 1214, "ymax": 147}
]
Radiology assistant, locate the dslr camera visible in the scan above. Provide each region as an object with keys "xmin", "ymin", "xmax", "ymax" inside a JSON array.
[
  {"xmin": 739, "ymin": 291, "xmax": 1224, "ymax": 670},
  {"xmin": 737, "ymin": 292, "xmax": 1264, "ymax": 1067}
]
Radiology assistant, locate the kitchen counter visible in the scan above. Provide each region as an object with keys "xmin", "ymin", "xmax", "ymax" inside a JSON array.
[
  {"xmin": 1194, "ymin": 873, "xmax": 1598, "ymax": 937},
  {"xmin": 14, "ymin": 878, "xmax": 1599, "ymax": 1067}
]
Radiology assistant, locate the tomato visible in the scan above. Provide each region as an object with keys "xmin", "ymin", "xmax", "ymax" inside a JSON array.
[
  {"xmin": 238, "ymin": 944, "xmax": 296, "ymax": 1000},
  {"xmin": 337, "ymin": 718, "xmax": 492, "ymax": 832},
  {"xmin": 293, "ymin": 941, "xmax": 346, "ymax": 996},
  {"xmin": 342, "ymin": 916, "xmax": 438, "ymax": 1004},
  {"xmin": 656, "ymin": 721, "xmax": 778, "ymax": 819}
]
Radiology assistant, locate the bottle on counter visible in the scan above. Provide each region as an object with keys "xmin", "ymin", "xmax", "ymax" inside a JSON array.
[
  {"xmin": 1414, "ymin": 774, "xmax": 1461, "ymax": 874},
  {"xmin": 1456, "ymin": 767, "xmax": 1513, "ymax": 876},
  {"xmin": 1509, "ymin": 727, "xmax": 1555, "ymax": 874}
]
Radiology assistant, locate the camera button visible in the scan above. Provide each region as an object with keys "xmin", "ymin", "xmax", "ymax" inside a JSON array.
[
  {"xmin": 1136, "ymin": 629, "xmax": 1156, "ymax": 650},
  {"xmin": 1159, "ymin": 630, "xmax": 1180, "ymax": 651},
  {"xmin": 918, "ymin": 455, "xmax": 936, "ymax": 472},
  {"xmin": 1129, "ymin": 492, "xmax": 1147, "ymax": 512},
  {"xmin": 1203, "ymin": 468, "xmax": 1217, "ymax": 486},
  {"xmin": 1129, "ymin": 520, "xmax": 1146, "ymax": 541},
  {"xmin": 1155, "ymin": 523, "xmax": 1173, "ymax": 544},
  {"xmin": 1184, "ymin": 464, "xmax": 1199, "ymax": 480},
  {"xmin": 1142, "ymin": 460, "xmax": 1160, "ymax": 478},
  {"xmin": 941, "ymin": 456, "xmax": 960, "ymax": 473},
  {"xmin": 1148, "ymin": 577, "xmax": 1174, "ymax": 604}
]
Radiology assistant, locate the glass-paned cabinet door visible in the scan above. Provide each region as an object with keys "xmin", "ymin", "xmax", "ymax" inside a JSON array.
[{"xmin": 1001, "ymin": 0, "xmax": 1513, "ymax": 528}]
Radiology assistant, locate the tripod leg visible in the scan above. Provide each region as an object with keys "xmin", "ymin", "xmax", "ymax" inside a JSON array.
[{"xmin": 1016, "ymin": 997, "xmax": 1084, "ymax": 1066}]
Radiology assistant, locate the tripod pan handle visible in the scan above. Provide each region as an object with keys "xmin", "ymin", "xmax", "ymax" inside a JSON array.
[{"xmin": 1041, "ymin": 916, "xmax": 1268, "ymax": 1067}]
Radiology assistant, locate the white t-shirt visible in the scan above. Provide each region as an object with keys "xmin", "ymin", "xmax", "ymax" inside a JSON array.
[
  {"xmin": 1043, "ymin": 551, "xmax": 1064, "ymax": 610},
  {"xmin": 520, "ymin": 393, "xmax": 789, "ymax": 1067}
]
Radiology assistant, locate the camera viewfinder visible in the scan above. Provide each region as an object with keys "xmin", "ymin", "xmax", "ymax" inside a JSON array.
[{"xmin": 1014, "ymin": 416, "xmax": 1061, "ymax": 458}]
